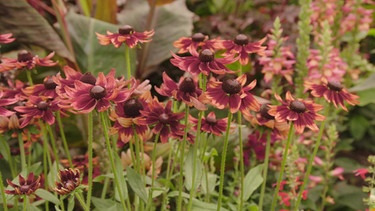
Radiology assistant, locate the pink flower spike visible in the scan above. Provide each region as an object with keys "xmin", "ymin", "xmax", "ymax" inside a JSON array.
[{"xmin": 353, "ymin": 168, "xmax": 369, "ymax": 180}]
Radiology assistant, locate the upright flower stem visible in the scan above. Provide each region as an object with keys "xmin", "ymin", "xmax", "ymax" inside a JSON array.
[
  {"xmin": 46, "ymin": 123, "xmax": 60, "ymax": 172},
  {"xmin": 217, "ymin": 111, "xmax": 233, "ymax": 211},
  {"xmin": 86, "ymin": 112, "xmax": 94, "ymax": 209},
  {"xmin": 161, "ymin": 140, "xmax": 175, "ymax": 210},
  {"xmin": 75, "ymin": 192, "xmax": 89, "ymax": 211},
  {"xmin": 26, "ymin": 70, "xmax": 34, "ymax": 86},
  {"xmin": 177, "ymin": 106, "xmax": 190, "ymax": 211},
  {"xmin": 0, "ymin": 172, "xmax": 8, "ymax": 211},
  {"xmin": 237, "ymin": 112, "xmax": 244, "ymax": 210},
  {"xmin": 100, "ymin": 111, "xmax": 127, "ymax": 210},
  {"xmin": 56, "ymin": 111, "xmax": 73, "ymax": 167},
  {"xmin": 294, "ymin": 119, "xmax": 326, "ymax": 210},
  {"xmin": 17, "ymin": 133, "xmax": 27, "ymax": 172},
  {"xmin": 22, "ymin": 195, "xmax": 28, "ymax": 211},
  {"xmin": 148, "ymin": 133, "xmax": 160, "ymax": 202},
  {"xmin": 125, "ymin": 46, "xmax": 132, "ymax": 80},
  {"xmin": 270, "ymin": 123, "xmax": 294, "ymax": 211},
  {"xmin": 258, "ymin": 130, "xmax": 272, "ymax": 210}
]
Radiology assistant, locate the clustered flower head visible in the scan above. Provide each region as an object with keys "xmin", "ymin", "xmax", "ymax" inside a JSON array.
[
  {"xmin": 96, "ymin": 25, "xmax": 154, "ymax": 48},
  {"xmin": 53, "ymin": 168, "xmax": 81, "ymax": 195},
  {"xmin": 5, "ymin": 173, "xmax": 42, "ymax": 196}
]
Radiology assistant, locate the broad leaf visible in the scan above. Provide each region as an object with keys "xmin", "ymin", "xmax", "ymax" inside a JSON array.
[
  {"xmin": 35, "ymin": 189, "xmax": 60, "ymax": 205},
  {"xmin": 350, "ymin": 72, "xmax": 375, "ymax": 106},
  {"xmin": 113, "ymin": 150, "xmax": 129, "ymax": 201},
  {"xmin": 243, "ymin": 164, "xmax": 264, "ymax": 201},
  {"xmin": 0, "ymin": 0, "xmax": 73, "ymax": 61},
  {"xmin": 184, "ymin": 147, "xmax": 204, "ymax": 191},
  {"xmin": 126, "ymin": 167, "xmax": 148, "ymax": 203},
  {"xmin": 92, "ymin": 197, "xmax": 122, "ymax": 211},
  {"xmin": 118, "ymin": 0, "xmax": 194, "ymax": 78}
]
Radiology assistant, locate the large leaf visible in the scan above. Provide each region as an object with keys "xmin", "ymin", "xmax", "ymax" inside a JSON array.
[
  {"xmin": 184, "ymin": 147, "xmax": 204, "ymax": 191},
  {"xmin": 243, "ymin": 164, "xmax": 264, "ymax": 201},
  {"xmin": 35, "ymin": 189, "xmax": 60, "ymax": 205},
  {"xmin": 0, "ymin": 0, "xmax": 73, "ymax": 61},
  {"xmin": 65, "ymin": 12, "xmax": 131, "ymax": 75},
  {"xmin": 350, "ymin": 72, "xmax": 375, "ymax": 106},
  {"xmin": 118, "ymin": 0, "xmax": 194, "ymax": 78},
  {"xmin": 126, "ymin": 167, "xmax": 148, "ymax": 203}
]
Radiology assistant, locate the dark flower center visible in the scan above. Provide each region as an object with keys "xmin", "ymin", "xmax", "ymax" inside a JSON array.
[
  {"xmin": 260, "ymin": 104, "xmax": 274, "ymax": 120},
  {"xmin": 123, "ymin": 98, "xmax": 143, "ymax": 118},
  {"xmin": 17, "ymin": 50, "xmax": 33, "ymax": 62},
  {"xmin": 290, "ymin": 100, "xmax": 306, "ymax": 113},
  {"xmin": 20, "ymin": 185, "xmax": 31, "ymax": 193},
  {"xmin": 234, "ymin": 34, "xmax": 249, "ymax": 46},
  {"xmin": 90, "ymin": 85, "xmax": 106, "ymax": 100},
  {"xmin": 37, "ymin": 101, "xmax": 49, "ymax": 110},
  {"xmin": 158, "ymin": 113, "xmax": 169, "ymax": 124},
  {"xmin": 118, "ymin": 25, "xmax": 134, "ymax": 35},
  {"xmin": 80, "ymin": 72, "xmax": 97, "ymax": 85},
  {"xmin": 205, "ymin": 115, "xmax": 217, "ymax": 125},
  {"xmin": 43, "ymin": 77, "xmax": 57, "ymax": 90},
  {"xmin": 327, "ymin": 80, "xmax": 343, "ymax": 91},
  {"xmin": 199, "ymin": 49, "xmax": 214, "ymax": 62},
  {"xmin": 64, "ymin": 180, "xmax": 75, "ymax": 189},
  {"xmin": 222, "ymin": 79, "xmax": 241, "ymax": 95},
  {"xmin": 191, "ymin": 33, "xmax": 205, "ymax": 42},
  {"xmin": 179, "ymin": 77, "xmax": 196, "ymax": 93}
]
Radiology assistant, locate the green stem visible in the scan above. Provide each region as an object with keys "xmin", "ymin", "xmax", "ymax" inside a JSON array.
[
  {"xmin": 56, "ymin": 111, "xmax": 73, "ymax": 167},
  {"xmin": 161, "ymin": 140, "xmax": 175, "ymax": 210},
  {"xmin": 237, "ymin": 112, "xmax": 244, "ymax": 210},
  {"xmin": 125, "ymin": 46, "xmax": 132, "ymax": 80},
  {"xmin": 294, "ymin": 120, "xmax": 326, "ymax": 210},
  {"xmin": 101, "ymin": 177, "xmax": 110, "ymax": 198},
  {"xmin": 100, "ymin": 112, "xmax": 127, "ymax": 210},
  {"xmin": 46, "ymin": 124, "xmax": 60, "ymax": 172},
  {"xmin": 217, "ymin": 111, "xmax": 233, "ymax": 211},
  {"xmin": 26, "ymin": 70, "xmax": 34, "ymax": 86},
  {"xmin": 17, "ymin": 133, "xmax": 27, "ymax": 172},
  {"xmin": 75, "ymin": 192, "xmax": 89, "ymax": 211},
  {"xmin": 258, "ymin": 130, "xmax": 272, "ymax": 210},
  {"xmin": 86, "ymin": 112, "xmax": 93, "ymax": 209},
  {"xmin": 147, "ymin": 133, "xmax": 160, "ymax": 207},
  {"xmin": 319, "ymin": 182, "xmax": 329, "ymax": 211},
  {"xmin": 270, "ymin": 123, "xmax": 294, "ymax": 211},
  {"xmin": 177, "ymin": 106, "xmax": 190, "ymax": 211},
  {"xmin": 0, "ymin": 172, "xmax": 8, "ymax": 211},
  {"xmin": 23, "ymin": 196, "xmax": 27, "ymax": 211}
]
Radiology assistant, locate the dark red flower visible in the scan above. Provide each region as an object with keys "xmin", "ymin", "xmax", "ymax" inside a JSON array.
[
  {"xmin": 0, "ymin": 90, "xmax": 18, "ymax": 116},
  {"xmin": 54, "ymin": 168, "xmax": 81, "ymax": 195},
  {"xmin": 60, "ymin": 155, "xmax": 100, "ymax": 185},
  {"xmin": 155, "ymin": 72, "xmax": 207, "ymax": 110},
  {"xmin": 306, "ymin": 78, "xmax": 359, "ymax": 111},
  {"xmin": 189, "ymin": 111, "xmax": 228, "ymax": 136},
  {"xmin": 170, "ymin": 49, "xmax": 236, "ymax": 76},
  {"xmin": 268, "ymin": 92, "xmax": 325, "ymax": 134},
  {"xmin": 14, "ymin": 96, "xmax": 60, "ymax": 128},
  {"xmin": 65, "ymin": 70, "xmax": 132, "ymax": 113},
  {"xmin": 140, "ymin": 99, "xmax": 185, "ymax": 143},
  {"xmin": 5, "ymin": 173, "xmax": 42, "ymax": 195},
  {"xmin": 0, "ymin": 50, "xmax": 57, "ymax": 72},
  {"xmin": 222, "ymin": 34, "xmax": 266, "ymax": 65},
  {"xmin": 0, "ymin": 33, "xmax": 15, "ymax": 44},
  {"xmin": 206, "ymin": 74, "xmax": 260, "ymax": 113},
  {"xmin": 173, "ymin": 33, "xmax": 224, "ymax": 54},
  {"xmin": 23, "ymin": 76, "xmax": 58, "ymax": 98},
  {"xmin": 96, "ymin": 25, "xmax": 154, "ymax": 48}
]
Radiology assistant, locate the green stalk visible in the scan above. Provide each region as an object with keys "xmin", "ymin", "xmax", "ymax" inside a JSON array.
[
  {"xmin": 237, "ymin": 112, "xmax": 244, "ymax": 210},
  {"xmin": 17, "ymin": 133, "xmax": 27, "ymax": 172},
  {"xmin": 0, "ymin": 172, "xmax": 8, "ymax": 211},
  {"xmin": 125, "ymin": 46, "xmax": 132, "ymax": 80},
  {"xmin": 77, "ymin": 0, "xmax": 91, "ymax": 17},
  {"xmin": 56, "ymin": 111, "xmax": 73, "ymax": 167},
  {"xmin": 177, "ymin": 106, "xmax": 190, "ymax": 211},
  {"xmin": 22, "ymin": 196, "xmax": 28, "ymax": 211},
  {"xmin": 100, "ymin": 112, "xmax": 127, "ymax": 210},
  {"xmin": 294, "ymin": 120, "xmax": 326, "ymax": 210},
  {"xmin": 147, "ymin": 133, "xmax": 160, "ymax": 207},
  {"xmin": 217, "ymin": 111, "xmax": 233, "ymax": 211},
  {"xmin": 270, "ymin": 123, "xmax": 294, "ymax": 211},
  {"xmin": 75, "ymin": 192, "xmax": 89, "ymax": 211},
  {"xmin": 40, "ymin": 122, "xmax": 51, "ymax": 211},
  {"xmin": 26, "ymin": 70, "xmax": 34, "ymax": 86},
  {"xmin": 161, "ymin": 140, "xmax": 175, "ymax": 210},
  {"xmin": 46, "ymin": 124, "xmax": 60, "ymax": 172},
  {"xmin": 258, "ymin": 130, "xmax": 272, "ymax": 210},
  {"xmin": 86, "ymin": 112, "xmax": 94, "ymax": 209}
]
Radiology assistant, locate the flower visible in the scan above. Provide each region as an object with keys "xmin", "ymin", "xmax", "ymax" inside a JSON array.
[
  {"xmin": 60, "ymin": 155, "xmax": 100, "ymax": 185},
  {"xmin": 189, "ymin": 111, "xmax": 228, "ymax": 136},
  {"xmin": 0, "ymin": 90, "xmax": 18, "ymax": 116},
  {"xmin": 5, "ymin": 173, "xmax": 42, "ymax": 195},
  {"xmin": 96, "ymin": 25, "xmax": 154, "ymax": 48},
  {"xmin": 155, "ymin": 72, "xmax": 207, "ymax": 110},
  {"xmin": 170, "ymin": 49, "xmax": 236, "ymax": 76},
  {"xmin": 23, "ymin": 76, "xmax": 58, "ymax": 98},
  {"xmin": 222, "ymin": 34, "xmax": 266, "ymax": 65},
  {"xmin": 268, "ymin": 92, "xmax": 325, "ymax": 134},
  {"xmin": 53, "ymin": 168, "xmax": 81, "ymax": 195},
  {"xmin": 306, "ymin": 78, "xmax": 359, "ymax": 111},
  {"xmin": 0, "ymin": 33, "xmax": 15, "ymax": 44},
  {"xmin": 206, "ymin": 74, "xmax": 260, "ymax": 113},
  {"xmin": 353, "ymin": 168, "xmax": 369, "ymax": 180},
  {"xmin": 14, "ymin": 96, "xmax": 60, "ymax": 128},
  {"xmin": 121, "ymin": 149, "xmax": 163, "ymax": 178},
  {"xmin": 173, "ymin": 33, "xmax": 224, "ymax": 53},
  {"xmin": 65, "ymin": 70, "xmax": 131, "ymax": 113},
  {"xmin": 0, "ymin": 50, "xmax": 57, "ymax": 72},
  {"xmin": 140, "ymin": 99, "xmax": 185, "ymax": 143}
]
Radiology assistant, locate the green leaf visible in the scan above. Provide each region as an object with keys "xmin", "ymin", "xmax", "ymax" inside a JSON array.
[
  {"xmin": 126, "ymin": 167, "xmax": 148, "ymax": 203},
  {"xmin": 350, "ymin": 72, "xmax": 375, "ymax": 106},
  {"xmin": 67, "ymin": 195, "xmax": 75, "ymax": 211},
  {"xmin": 92, "ymin": 197, "xmax": 122, "ymax": 211},
  {"xmin": 35, "ymin": 189, "xmax": 60, "ymax": 205},
  {"xmin": 184, "ymin": 148, "xmax": 204, "ymax": 191},
  {"xmin": 113, "ymin": 151, "xmax": 128, "ymax": 201},
  {"xmin": 0, "ymin": 135, "xmax": 11, "ymax": 162},
  {"xmin": 118, "ymin": 0, "xmax": 194, "ymax": 78},
  {"xmin": 200, "ymin": 171, "xmax": 217, "ymax": 194},
  {"xmin": 0, "ymin": 0, "xmax": 73, "ymax": 61},
  {"xmin": 243, "ymin": 164, "xmax": 264, "ymax": 201},
  {"xmin": 167, "ymin": 191, "xmax": 228, "ymax": 211},
  {"xmin": 349, "ymin": 115, "xmax": 369, "ymax": 140},
  {"xmin": 47, "ymin": 162, "xmax": 61, "ymax": 188},
  {"xmin": 65, "ymin": 12, "xmax": 131, "ymax": 75}
]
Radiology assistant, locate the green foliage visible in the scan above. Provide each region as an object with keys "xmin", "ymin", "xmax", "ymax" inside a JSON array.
[
  {"xmin": 243, "ymin": 164, "xmax": 264, "ymax": 201},
  {"xmin": 126, "ymin": 167, "xmax": 148, "ymax": 203}
]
